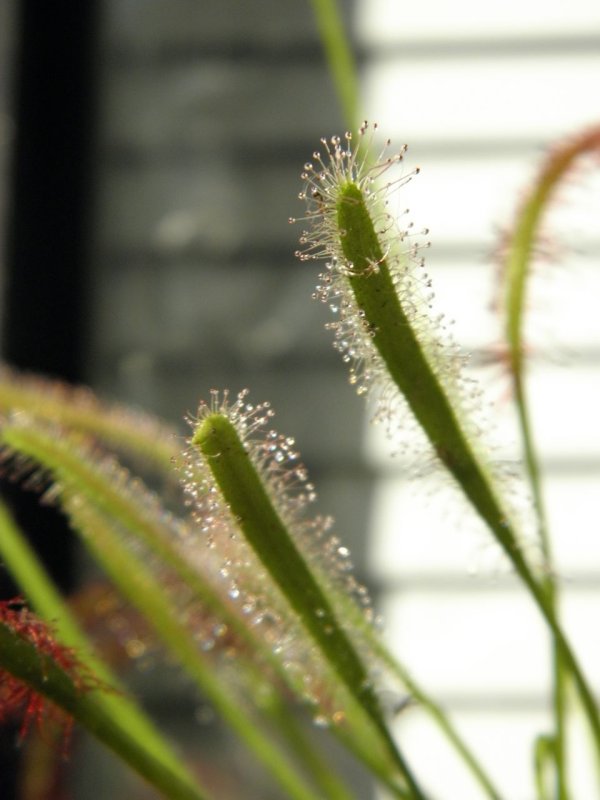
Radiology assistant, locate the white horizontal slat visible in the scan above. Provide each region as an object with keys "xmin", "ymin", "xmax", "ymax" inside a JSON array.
[
  {"xmin": 378, "ymin": 710, "xmax": 597, "ymax": 800},
  {"xmin": 380, "ymin": 589, "xmax": 600, "ymax": 695},
  {"xmin": 430, "ymin": 253, "xmax": 600, "ymax": 353},
  {"xmin": 369, "ymin": 472, "xmax": 600, "ymax": 580},
  {"xmin": 356, "ymin": 0, "xmax": 600, "ymax": 45},
  {"xmin": 376, "ymin": 594, "xmax": 600, "ymax": 800},
  {"xmin": 380, "ymin": 588, "xmax": 551, "ymax": 694},
  {"xmin": 362, "ymin": 55, "xmax": 600, "ymax": 143},
  {"xmin": 425, "ymin": 256, "xmax": 600, "ymax": 352},
  {"xmin": 388, "ymin": 153, "xmax": 529, "ymax": 246},
  {"xmin": 523, "ymin": 365, "xmax": 600, "ymax": 459},
  {"xmin": 546, "ymin": 474, "xmax": 600, "ymax": 570},
  {"xmin": 368, "ymin": 473, "xmax": 521, "ymax": 579}
]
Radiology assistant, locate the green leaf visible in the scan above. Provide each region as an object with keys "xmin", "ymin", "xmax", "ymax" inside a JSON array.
[
  {"xmin": 192, "ymin": 411, "xmax": 427, "ymax": 799},
  {"xmin": 0, "ymin": 365, "xmax": 177, "ymax": 471}
]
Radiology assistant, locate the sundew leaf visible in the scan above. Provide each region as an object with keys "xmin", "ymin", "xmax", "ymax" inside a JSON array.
[
  {"xmin": 499, "ymin": 124, "xmax": 600, "ymax": 575},
  {"xmin": 502, "ymin": 125, "xmax": 600, "ymax": 381},
  {"xmin": 0, "ymin": 416, "xmax": 343, "ymax": 707},
  {"xmin": 500, "ymin": 124, "xmax": 600, "ymax": 795},
  {"xmin": 0, "ymin": 364, "xmax": 178, "ymax": 472},
  {"xmin": 0, "ymin": 416, "xmax": 236, "ymax": 632},
  {"xmin": 293, "ymin": 124, "xmax": 600, "ymax": 760},
  {"xmin": 0, "ymin": 418, "xmax": 295, "ymax": 697},
  {"xmin": 181, "ymin": 394, "xmax": 415, "ymax": 797},
  {"xmin": 0, "ymin": 596, "xmax": 207, "ymax": 800},
  {"xmin": 294, "ymin": 127, "xmax": 520, "ymax": 561},
  {"xmin": 0, "ymin": 596, "xmax": 100, "ymax": 740},
  {"xmin": 189, "ymin": 392, "xmax": 427, "ymax": 799}
]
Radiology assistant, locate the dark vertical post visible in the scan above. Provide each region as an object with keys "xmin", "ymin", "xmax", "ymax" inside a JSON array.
[
  {"xmin": 2, "ymin": 2, "xmax": 98, "ymax": 380},
  {"xmin": 0, "ymin": 3, "xmax": 99, "ymax": 796}
]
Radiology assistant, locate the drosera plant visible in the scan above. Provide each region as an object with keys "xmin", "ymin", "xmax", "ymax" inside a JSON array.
[
  {"xmin": 291, "ymin": 119, "xmax": 600, "ymax": 794},
  {"xmin": 0, "ymin": 116, "xmax": 598, "ymax": 798},
  {"xmin": 0, "ymin": 5, "xmax": 599, "ymax": 798}
]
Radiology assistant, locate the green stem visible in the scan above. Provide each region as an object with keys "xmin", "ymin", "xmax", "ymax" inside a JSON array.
[
  {"xmin": 308, "ymin": 0, "xmax": 359, "ymax": 130},
  {"xmin": 534, "ymin": 735, "xmax": 555, "ymax": 800},
  {"xmin": 515, "ymin": 376, "xmax": 569, "ymax": 799},
  {"xmin": 193, "ymin": 414, "xmax": 428, "ymax": 800},
  {"xmin": 503, "ymin": 129, "xmax": 600, "ymax": 794},
  {"xmin": 335, "ymin": 181, "xmax": 600, "ymax": 758}
]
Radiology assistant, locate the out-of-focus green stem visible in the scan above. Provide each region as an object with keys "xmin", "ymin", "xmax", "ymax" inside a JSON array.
[
  {"xmin": 0, "ymin": 368, "xmax": 178, "ymax": 471},
  {"xmin": 267, "ymin": 703, "xmax": 356, "ymax": 800},
  {"xmin": 65, "ymin": 496, "xmax": 324, "ymax": 800},
  {"xmin": 309, "ymin": 0, "xmax": 359, "ymax": 130},
  {"xmin": 331, "ymin": 582, "xmax": 504, "ymax": 800},
  {"xmin": 534, "ymin": 735, "xmax": 555, "ymax": 800},
  {"xmin": 504, "ymin": 127, "xmax": 600, "ymax": 794},
  {"xmin": 515, "ymin": 377, "xmax": 569, "ymax": 799}
]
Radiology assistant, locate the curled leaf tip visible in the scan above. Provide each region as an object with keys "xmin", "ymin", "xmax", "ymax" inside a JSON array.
[{"xmin": 501, "ymin": 123, "xmax": 600, "ymax": 379}]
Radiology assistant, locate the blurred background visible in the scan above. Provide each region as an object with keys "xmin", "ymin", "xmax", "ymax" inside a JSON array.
[{"xmin": 0, "ymin": 1, "xmax": 599, "ymax": 798}]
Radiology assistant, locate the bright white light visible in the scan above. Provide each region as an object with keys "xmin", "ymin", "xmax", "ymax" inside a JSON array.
[{"xmin": 358, "ymin": 2, "xmax": 600, "ymax": 798}]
